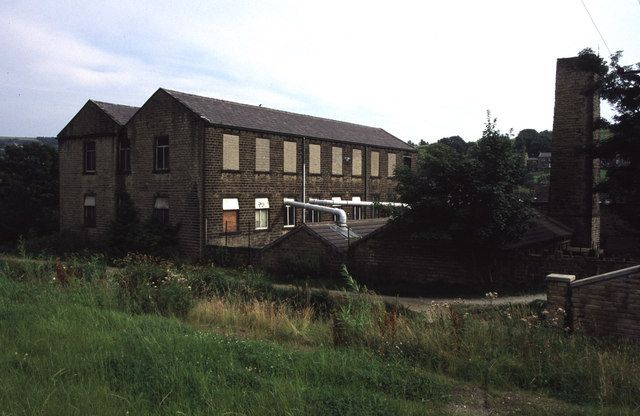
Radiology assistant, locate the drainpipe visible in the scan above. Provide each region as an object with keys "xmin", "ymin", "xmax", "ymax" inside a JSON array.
[
  {"xmin": 308, "ymin": 198, "xmax": 409, "ymax": 208},
  {"xmin": 302, "ymin": 137, "xmax": 307, "ymax": 222},
  {"xmin": 283, "ymin": 198, "xmax": 347, "ymax": 227}
]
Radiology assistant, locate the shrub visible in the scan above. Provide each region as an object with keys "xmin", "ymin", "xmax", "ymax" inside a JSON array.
[{"xmin": 114, "ymin": 254, "xmax": 191, "ymax": 317}]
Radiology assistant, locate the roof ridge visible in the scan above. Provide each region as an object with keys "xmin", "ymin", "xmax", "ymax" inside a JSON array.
[
  {"xmin": 162, "ymin": 88, "xmax": 394, "ymax": 134},
  {"xmin": 89, "ymin": 99, "xmax": 139, "ymax": 110}
]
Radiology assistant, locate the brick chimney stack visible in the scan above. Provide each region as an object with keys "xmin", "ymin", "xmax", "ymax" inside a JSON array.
[{"xmin": 548, "ymin": 57, "xmax": 600, "ymax": 249}]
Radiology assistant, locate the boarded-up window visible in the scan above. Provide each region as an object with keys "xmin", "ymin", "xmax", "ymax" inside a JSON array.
[
  {"xmin": 388, "ymin": 153, "xmax": 396, "ymax": 177},
  {"xmin": 223, "ymin": 134, "xmax": 239, "ymax": 170},
  {"xmin": 309, "ymin": 144, "xmax": 321, "ymax": 174},
  {"xmin": 283, "ymin": 141, "xmax": 296, "ymax": 173},
  {"xmin": 371, "ymin": 151, "xmax": 380, "ymax": 177},
  {"xmin": 332, "ymin": 146, "xmax": 342, "ymax": 175},
  {"xmin": 255, "ymin": 138, "xmax": 270, "ymax": 172},
  {"xmin": 222, "ymin": 198, "xmax": 239, "ymax": 233},
  {"xmin": 352, "ymin": 149, "xmax": 362, "ymax": 176}
]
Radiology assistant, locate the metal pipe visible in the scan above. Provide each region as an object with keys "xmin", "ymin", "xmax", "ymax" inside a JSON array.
[
  {"xmin": 283, "ymin": 198, "xmax": 348, "ymax": 227},
  {"xmin": 308, "ymin": 198, "xmax": 409, "ymax": 208}
]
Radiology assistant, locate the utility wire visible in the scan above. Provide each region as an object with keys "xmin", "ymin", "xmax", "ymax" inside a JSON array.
[{"xmin": 580, "ymin": 0, "xmax": 612, "ymax": 56}]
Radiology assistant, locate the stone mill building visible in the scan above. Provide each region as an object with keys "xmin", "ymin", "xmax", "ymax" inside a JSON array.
[{"xmin": 58, "ymin": 89, "xmax": 416, "ymax": 257}]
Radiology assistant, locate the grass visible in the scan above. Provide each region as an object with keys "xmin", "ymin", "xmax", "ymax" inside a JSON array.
[{"xmin": 2, "ymin": 255, "xmax": 640, "ymax": 415}]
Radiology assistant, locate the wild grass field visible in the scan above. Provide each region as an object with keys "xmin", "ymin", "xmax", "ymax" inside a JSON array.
[{"xmin": 1, "ymin": 254, "xmax": 639, "ymax": 415}]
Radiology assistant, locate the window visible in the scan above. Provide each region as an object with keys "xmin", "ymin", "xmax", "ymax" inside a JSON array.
[
  {"xmin": 118, "ymin": 138, "xmax": 131, "ymax": 173},
  {"xmin": 83, "ymin": 141, "xmax": 96, "ymax": 173},
  {"xmin": 332, "ymin": 146, "xmax": 342, "ymax": 175},
  {"xmin": 371, "ymin": 151, "xmax": 380, "ymax": 177},
  {"xmin": 154, "ymin": 197, "xmax": 169, "ymax": 225},
  {"xmin": 222, "ymin": 198, "xmax": 239, "ymax": 233},
  {"xmin": 223, "ymin": 134, "xmax": 240, "ymax": 170},
  {"xmin": 352, "ymin": 196, "xmax": 363, "ymax": 220},
  {"xmin": 283, "ymin": 141, "xmax": 296, "ymax": 173},
  {"xmin": 352, "ymin": 149, "xmax": 362, "ymax": 176},
  {"xmin": 255, "ymin": 138, "xmax": 270, "ymax": 172},
  {"xmin": 307, "ymin": 209, "xmax": 321, "ymax": 223},
  {"xmin": 83, "ymin": 195, "xmax": 96, "ymax": 228},
  {"xmin": 155, "ymin": 136, "xmax": 169, "ymax": 171},
  {"xmin": 309, "ymin": 143, "xmax": 321, "ymax": 174},
  {"xmin": 284, "ymin": 199, "xmax": 296, "ymax": 228},
  {"xmin": 255, "ymin": 198, "xmax": 269, "ymax": 230},
  {"xmin": 388, "ymin": 153, "xmax": 397, "ymax": 177},
  {"xmin": 372, "ymin": 194, "xmax": 380, "ymax": 218},
  {"xmin": 403, "ymin": 155, "xmax": 412, "ymax": 168}
]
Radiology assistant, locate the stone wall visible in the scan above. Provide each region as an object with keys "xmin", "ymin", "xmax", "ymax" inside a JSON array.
[
  {"xmin": 261, "ymin": 228, "xmax": 344, "ymax": 278},
  {"xmin": 204, "ymin": 125, "xmax": 415, "ymax": 249},
  {"xmin": 546, "ymin": 265, "xmax": 640, "ymax": 339},
  {"xmin": 126, "ymin": 89, "xmax": 206, "ymax": 257},
  {"xmin": 58, "ymin": 101, "xmax": 121, "ymax": 240}
]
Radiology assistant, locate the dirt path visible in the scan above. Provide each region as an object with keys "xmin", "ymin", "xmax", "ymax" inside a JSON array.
[{"xmin": 272, "ymin": 283, "xmax": 545, "ymax": 312}]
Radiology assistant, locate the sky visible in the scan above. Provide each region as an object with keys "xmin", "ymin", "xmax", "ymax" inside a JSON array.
[{"xmin": 1, "ymin": 0, "xmax": 639, "ymax": 142}]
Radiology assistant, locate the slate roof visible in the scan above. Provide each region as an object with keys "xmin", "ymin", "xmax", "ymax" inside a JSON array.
[
  {"xmin": 91, "ymin": 100, "xmax": 139, "ymax": 126},
  {"xmin": 303, "ymin": 218, "xmax": 390, "ymax": 252},
  {"xmin": 503, "ymin": 212, "xmax": 572, "ymax": 250},
  {"xmin": 162, "ymin": 89, "xmax": 413, "ymax": 151}
]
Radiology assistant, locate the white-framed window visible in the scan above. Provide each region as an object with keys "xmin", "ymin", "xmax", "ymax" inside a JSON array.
[
  {"xmin": 284, "ymin": 199, "xmax": 296, "ymax": 228},
  {"xmin": 306, "ymin": 200, "xmax": 321, "ymax": 223},
  {"xmin": 223, "ymin": 134, "xmax": 240, "ymax": 171},
  {"xmin": 352, "ymin": 196, "xmax": 363, "ymax": 220},
  {"xmin": 255, "ymin": 198, "xmax": 269, "ymax": 230},
  {"xmin": 332, "ymin": 146, "xmax": 342, "ymax": 175},
  {"xmin": 309, "ymin": 143, "xmax": 321, "ymax": 174},
  {"xmin": 222, "ymin": 198, "xmax": 239, "ymax": 233},
  {"xmin": 371, "ymin": 151, "xmax": 380, "ymax": 177}
]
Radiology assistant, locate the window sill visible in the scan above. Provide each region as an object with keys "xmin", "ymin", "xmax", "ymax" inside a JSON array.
[
  {"xmin": 254, "ymin": 170, "xmax": 271, "ymax": 174},
  {"xmin": 153, "ymin": 169, "xmax": 170, "ymax": 174},
  {"xmin": 283, "ymin": 172, "xmax": 297, "ymax": 175},
  {"xmin": 83, "ymin": 171, "xmax": 96, "ymax": 175},
  {"xmin": 222, "ymin": 169, "xmax": 240, "ymax": 173},
  {"xmin": 254, "ymin": 227, "xmax": 269, "ymax": 232},
  {"xmin": 283, "ymin": 225, "xmax": 295, "ymax": 229}
]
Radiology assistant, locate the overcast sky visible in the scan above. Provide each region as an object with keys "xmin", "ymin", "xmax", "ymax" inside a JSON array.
[{"xmin": 1, "ymin": 0, "xmax": 639, "ymax": 142}]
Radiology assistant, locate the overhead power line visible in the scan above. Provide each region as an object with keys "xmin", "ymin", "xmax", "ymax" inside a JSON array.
[{"xmin": 580, "ymin": 0, "xmax": 612, "ymax": 56}]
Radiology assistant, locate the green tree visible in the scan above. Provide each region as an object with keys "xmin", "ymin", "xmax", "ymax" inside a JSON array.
[
  {"xmin": 0, "ymin": 143, "xmax": 59, "ymax": 243},
  {"xmin": 437, "ymin": 135, "xmax": 468, "ymax": 154},
  {"xmin": 591, "ymin": 50, "xmax": 640, "ymax": 228},
  {"xmin": 514, "ymin": 129, "xmax": 551, "ymax": 157},
  {"xmin": 395, "ymin": 112, "xmax": 532, "ymax": 250}
]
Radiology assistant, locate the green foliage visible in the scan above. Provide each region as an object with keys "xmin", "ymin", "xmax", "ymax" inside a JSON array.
[
  {"xmin": 396, "ymin": 112, "xmax": 533, "ymax": 250},
  {"xmin": 114, "ymin": 254, "xmax": 192, "ymax": 317},
  {"xmin": 514, "ymin": 128, "xmax": 552, "ymax": 157},
  {"xmin": 589, "ymin": 50, "xmax": 640, "ymax": 228},
  {"xmin": 0, "ymin": 142, "xmax": 58, "ymax": 243},
  {"xmin": 107, "ymin": 192, "xmax": 181, "ymax": 258}
]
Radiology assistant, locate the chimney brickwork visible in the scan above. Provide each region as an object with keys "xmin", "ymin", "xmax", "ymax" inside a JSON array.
[{"xmin": 549, "ymin": 57, "xmax": 601, "ymax": 249}]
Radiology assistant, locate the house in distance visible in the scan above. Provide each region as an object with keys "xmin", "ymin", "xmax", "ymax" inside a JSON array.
[{"xmin": 58, "ymin": 88, "xmax": 416, "ymax": 257}]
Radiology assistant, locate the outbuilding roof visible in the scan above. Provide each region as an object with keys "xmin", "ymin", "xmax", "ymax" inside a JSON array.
[
  {"xmin": 90, "ymin": 100, "xmax": 139, "ymax": 125},
  {"xmin": 162, "ymin": 89, "xmax": 413, "ymax": 151}
]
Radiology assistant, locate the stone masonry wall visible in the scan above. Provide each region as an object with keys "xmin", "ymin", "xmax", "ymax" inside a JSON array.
[
  {"xmin": 547, "ymin": 266, "xmax": 640, "ymax": 339},
  {"xmin": 204, "ymin": 125, "xmax": 415, "ymax": 249},
  {"xmin": 549, "ymin": 57, "xmax": 600, "ymax": 248},
  {"xmin": 261, "ymin": 228, "xmax": 344, "ymax": 278},
  {"xmin": 58, "ymin": 101, "xmax": 120, "ymax": 240},
  {"xmin": 126, "ymin": 90, "xmax": 206, "ymax": 257}
]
